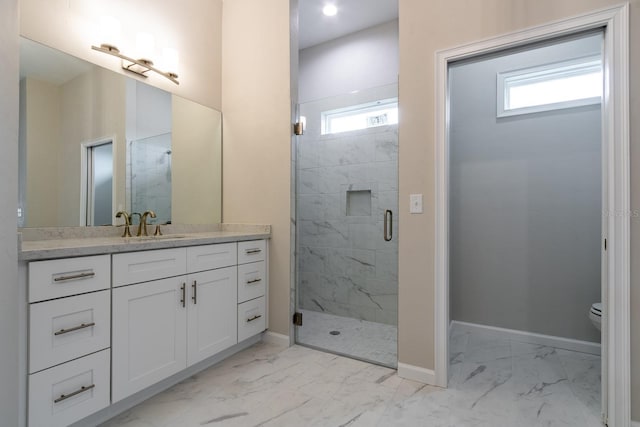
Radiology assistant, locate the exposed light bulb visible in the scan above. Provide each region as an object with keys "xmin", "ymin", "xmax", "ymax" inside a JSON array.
[
  {"xmin": 162, "ymin": 47, "xmax": 179, "ymax": 73},
  {"xmin": 99, "ymin": 16, "xmax": 121, "ymax": 49},
  {"xmin": 136, "ymin": 32, "xmax": 155, "ymax": 62},
  {"xmin": 322, "ymin": 4, "xmax": 338, "ymax": 16}
]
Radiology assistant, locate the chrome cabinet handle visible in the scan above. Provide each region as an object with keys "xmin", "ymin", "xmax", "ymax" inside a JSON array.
[
  {"xmin": 53, "ymin": 271, "xmax": 95, "ymax": 282},
  {"xmin": 54, "ymin": 384, "xmax": 95, "ymax": 403},
  {"xmin": 54, "ymin": 322, "xmax": 96, "ymax": 336},
  {"xmin": 180, "ymin": 283, "xmax": 186, "ymax": 308},
  {"xmin": 247, "ymin": 314, "xmax": 262, "ymax": 322},
  {"xmin": 245, "ymin": 249, "xmax": 262, "ymax": 254},
  {"xmin": 384, "ymin": 210, "xmax": 393, "ymax": 242},
  {"xmin": 246, "ymin": 278, "xmax": 262, "ymax": 284},
  {"xmin": 192, "ymin": 281, "xmax": 197, "ymax": 304}
]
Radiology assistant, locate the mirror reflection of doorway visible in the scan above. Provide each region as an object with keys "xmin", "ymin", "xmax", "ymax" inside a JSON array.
[{"xmin": 84, "ymin": 141, "xmax": 113, "ymax": 226}]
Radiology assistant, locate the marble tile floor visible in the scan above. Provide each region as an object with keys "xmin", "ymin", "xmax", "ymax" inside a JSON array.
[
  {"xmin": 296, "ymin": 309, "xmax": 397, "ymax": 368},
  {"xmin": 102, "ymin": 326, "xmax": 602, "ymax": 427}
]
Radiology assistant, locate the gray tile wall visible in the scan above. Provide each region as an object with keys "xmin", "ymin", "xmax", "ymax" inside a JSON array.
[
  {"xmin": 296, "ymin": 85, "xmax": 398, "ymax": 325},
  {"xmin": 130, "ymin": 133, "xmax": 172, "ymax": 224}
]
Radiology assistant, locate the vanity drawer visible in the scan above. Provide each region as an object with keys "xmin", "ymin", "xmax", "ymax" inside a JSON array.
[
  {"xmin": 29, "ymin": 255, "xmax": 110, "ymax": 303},
  {"xmin": 237, "ymin": 240, "xmax": 266, "ymax": 264},
  {"xmin": 112, "ymin": 248, "xmax": 187, "ymax": 287},
  {"xmin": 29, "ymin": 290, "xmax": 110, "ymax": 374},
  {"xmin": 187, "ymin": 242, "xmax": 237, "ymax": 273},
  {"xmin": 238, "ymin": 261, "xmax": 266, "ymax": 303},
  {"xmin": 28, "ymin": 349, "xmax": 110, "ymax": 427},
  {"xmin": 238, "ymin": 296, "xmax": 266, "ymax": 342}
]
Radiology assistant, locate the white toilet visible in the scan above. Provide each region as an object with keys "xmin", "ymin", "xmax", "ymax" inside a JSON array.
[{"xmin": 589, "ymin": 302, "xmax": 602, "ymax": 331}]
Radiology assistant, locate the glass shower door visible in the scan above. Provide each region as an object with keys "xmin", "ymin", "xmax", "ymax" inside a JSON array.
[{"xmin": 295, "ymin": 84, "xmax": 399, "ymax": 368}]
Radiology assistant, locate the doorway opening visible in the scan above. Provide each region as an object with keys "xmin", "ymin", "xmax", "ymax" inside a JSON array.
[
  {"xmin": 434, "ymin": 5, "xmax": 630, "ymax": 426},
  {"xmin": 81, "ymin": 139, "xmax": 114, "ymax": 226},
  {"xmin": 448, "ymin": 30, "xmax": 603, "ymax": 425},
  {"xmin": 293, "ymin": 0, "xmax": 399, "ymax": 368}
]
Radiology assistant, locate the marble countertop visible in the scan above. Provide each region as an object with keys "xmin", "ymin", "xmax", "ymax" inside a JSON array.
[{"xmin": 19, "ymin": 224, "xmax": 270, "ymax": 261}]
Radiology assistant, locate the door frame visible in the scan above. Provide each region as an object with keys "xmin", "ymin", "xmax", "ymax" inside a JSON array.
[
  {"xmin": 80, "ymin": 136, "xmax": 117, "ymax": 226},
  {"xmin": 433, "ymin": 4, "xmax": 630, "ymax": 426}
]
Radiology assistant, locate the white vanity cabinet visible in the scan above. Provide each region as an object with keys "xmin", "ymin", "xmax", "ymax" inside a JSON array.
[
  {"xmin": 23, "ymin": 236, "xmax": 268, "ymax": 426},
  {"xmin": 112, "ymin": 243, "xmax": 241, "ymax": 402},
  {"xmin": 27, "ymin": 255, "xmax": 111, "ymax": 427},
  {"xmin": 237, "ymin": 240, "xmax": 267, "ymax": 342}
]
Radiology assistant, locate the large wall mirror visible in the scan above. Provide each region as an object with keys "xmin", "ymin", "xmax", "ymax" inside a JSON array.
[{"xmin": 18, "ymin": 37, "xmax": 222, "ymax": 228}]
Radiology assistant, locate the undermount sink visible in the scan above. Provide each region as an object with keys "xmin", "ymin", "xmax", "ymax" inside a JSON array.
[{"xmin": 132, "ymin": 234, "xmax": 186, "ymax": 241}]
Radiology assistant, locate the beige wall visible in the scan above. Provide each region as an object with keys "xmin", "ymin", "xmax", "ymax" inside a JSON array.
[
  {"xmin": 398, "ymin": 0, "xmax": 640, "ymax": 420},
  {"xmin": 172, "ymin": 95, "xmax": 222, "ymax": 224},
  {"xmin": 24, "ymin": 78, "xmax": 61, "ymax": 226},
  {"xmin": 0, "ymin": 0, "xmax": 19, "ymax": 424},
  {"xmin": 58, "ymin": 67, "xmax": 127, "ymax": 226},
  {"xmin": 23, "ymin": 69, "xmax": 126, "ymax": 227},
  {"xmin": 19, "ymin": 0, "xmax": 223, "ymax": 110},
  {"xmin": 222, "ymin": 0, "xmax": 292, "ymax": 336}
]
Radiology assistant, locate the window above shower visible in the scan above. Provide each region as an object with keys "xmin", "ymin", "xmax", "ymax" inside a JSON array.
[
  {"xmin": 497, "ymin": 55, "xmax": 602, "ymax": 117},
  {"xmin": 321, "ymin": 98, "xmax": 398, "ymax": 135}
]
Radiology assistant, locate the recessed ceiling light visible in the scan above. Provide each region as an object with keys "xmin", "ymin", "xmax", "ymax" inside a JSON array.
[{"xmin": 323, "ymin": 4, "xmax": 338, "ymax": 16}]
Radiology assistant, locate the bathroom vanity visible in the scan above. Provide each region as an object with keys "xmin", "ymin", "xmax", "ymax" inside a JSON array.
[{"xmin": 19, "ymin": 224, "xmax": 270, "ymax": 427}]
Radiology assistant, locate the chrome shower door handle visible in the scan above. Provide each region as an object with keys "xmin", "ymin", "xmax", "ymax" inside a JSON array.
[{"xmin": 384, "ymin": 209, "xmax": 393, "ymax": 242}]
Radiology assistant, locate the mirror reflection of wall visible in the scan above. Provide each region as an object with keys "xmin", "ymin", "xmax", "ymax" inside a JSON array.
[
  {"xmin": 18, "ymin": 37, "xmax": 223, "ymax": 228},
  {"xmin": 126, "ymin": 81, "xmax": 173, "ymax": 224}
]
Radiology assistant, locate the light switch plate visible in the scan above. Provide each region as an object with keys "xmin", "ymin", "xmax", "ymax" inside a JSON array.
[{"xmin": 410, "ymin": 194, "xmax": 423, "ymax": 214}]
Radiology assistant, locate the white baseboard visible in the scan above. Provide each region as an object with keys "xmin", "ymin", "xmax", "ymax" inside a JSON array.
[
  {"xmin": 262, "ymin": 330, "xmax": 290, "ymax": 348},
  {"xmin": 397, "ymin": 362, "xmax": 437, "ymax": 386},
  {"xmin": 451, "ymin": 321, "xmax": 601, "ymax": 355}
]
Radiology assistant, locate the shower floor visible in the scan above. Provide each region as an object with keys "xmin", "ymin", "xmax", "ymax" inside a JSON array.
[{"xmin": 296, "ymin": 309, "xmax": 397, "ymax": 368}]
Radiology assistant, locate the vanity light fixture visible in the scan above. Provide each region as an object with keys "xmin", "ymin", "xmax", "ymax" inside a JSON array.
[
  {"xmin": 91, "ymin": 18, "xmax": 179, "ymax": 85},
  {"xmin": 322, "ymin": 4, "xmax": 338, "ymax": 16}
]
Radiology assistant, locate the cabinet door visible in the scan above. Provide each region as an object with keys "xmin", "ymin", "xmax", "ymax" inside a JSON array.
[
  {"xmin": 187, "ymin": 267, "xmax": 238, "ymax": 366},
  {"xmin": 112, "ymin": 277, "xmax": 187, "ymax": 402}
]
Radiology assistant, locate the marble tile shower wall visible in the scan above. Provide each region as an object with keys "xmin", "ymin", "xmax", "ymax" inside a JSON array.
[
  {"xmin": 297, "ymin": 95, "xmax": 398, "ymax": 325},
  {"xmin": 130, "ymin": 133, "xmax": 172, "ymax": 224}
]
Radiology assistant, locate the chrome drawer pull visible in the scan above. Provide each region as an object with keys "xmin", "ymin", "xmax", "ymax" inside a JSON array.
[
  {"xmin": 53, "ymin": 271, "xmax": 95, "ymax": 282},
  {"xmin": 245, "ymin": 249, "xmax": 262, "ymax": 254},
  {"xmin": 180, "ymin": 283, "xmax": 186, "ymax": 308},
  {"xmin": 54, "ymin": 322, "xmax": 96, "ymax": 336},
  {"xmin": 247, "ymin": 314, "xmax": 262, "ymax": 322},
  {"xmin": 54, "ymin": 384, "xmax": 95, "ymax": 403},
  {"xmin": 246, "ymin": 278, "xmax": 262, "ymax": 284}
]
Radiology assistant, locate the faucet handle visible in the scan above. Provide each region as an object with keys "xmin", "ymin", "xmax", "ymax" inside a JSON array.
[{"xmin": 115, "ymin": 211, "xmax": 132, "ymax": 238}]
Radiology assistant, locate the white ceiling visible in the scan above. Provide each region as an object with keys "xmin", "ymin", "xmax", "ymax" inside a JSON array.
[
  {"xmin": 299, "ymin": 0, "xmax": 398, "ymax": 50},
  {"xmin": 20, "ymin": 38, "xmax": 92, "ymax": 86}
]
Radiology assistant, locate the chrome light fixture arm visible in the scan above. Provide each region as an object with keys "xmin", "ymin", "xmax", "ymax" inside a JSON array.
[{"xmin": 91, "ymin": 44, "xmax": 179, "ymax": 85}]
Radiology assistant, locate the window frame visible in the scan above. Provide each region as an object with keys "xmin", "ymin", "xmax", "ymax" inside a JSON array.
[
  {"xmin": 321, "ymin": 98, "xmax": 398, "ymax": 135},
  {"xmin": 496, "ymin": 55, "xmax": 602, "ymax": 118}
]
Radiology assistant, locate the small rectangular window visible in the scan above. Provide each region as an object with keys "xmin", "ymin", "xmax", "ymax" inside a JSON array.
[
  {"xmin": 497, "ymin": 56, "xmax": 602, "ymax": 117},
  {"xmin": 322, "ymin": 98, "xmax": 398, "ymax": 135}
]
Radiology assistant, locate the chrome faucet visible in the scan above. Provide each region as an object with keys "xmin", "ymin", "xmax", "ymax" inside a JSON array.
[
  {"xmin": 115, "ymin": 211, "xmax": 132, "ymax": 237},
  {"xmin": 138, "ymin": 210, "xmax": 157, "ymax": 236}
]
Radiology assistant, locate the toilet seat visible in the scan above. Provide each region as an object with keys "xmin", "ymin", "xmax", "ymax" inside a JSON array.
[{"xmin": 589, "ymin": 303, "xmax": 602, "ymax": 332}]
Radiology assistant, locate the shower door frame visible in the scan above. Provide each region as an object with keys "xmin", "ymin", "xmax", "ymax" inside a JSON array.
[
  {"xmin": 434, "ymin": 4, "xmax": 630, "ymax": 427},
  {"xmin": 291, "ymin": 97, "xmax": 400, "ymax": 368}
]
